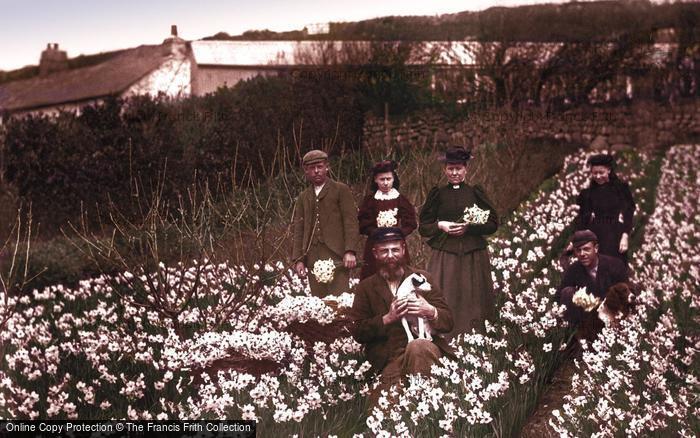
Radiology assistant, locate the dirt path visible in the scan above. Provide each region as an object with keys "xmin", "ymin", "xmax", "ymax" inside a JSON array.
[{"xmin": 520, "ymin": 356, "xmax": 577, "ymax": 438}]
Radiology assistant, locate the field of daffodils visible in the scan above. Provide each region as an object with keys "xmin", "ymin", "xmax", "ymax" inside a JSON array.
[{"xmin": 1, "ymin": 146, "xmax": 696, "ymax": 437}]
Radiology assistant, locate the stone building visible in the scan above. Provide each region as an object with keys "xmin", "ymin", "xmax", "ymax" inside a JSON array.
[
  {"xmin": 0, "ymin": 30, "xmax": 477, "ymax": 118},
  {"xmin": 0, "ymin": 27, "xmax": 191, "ymax": 118}
]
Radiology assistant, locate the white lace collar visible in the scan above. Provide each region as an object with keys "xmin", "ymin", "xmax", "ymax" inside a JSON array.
[{"xmin": 374, "ymin": 188, "xmax": 400, "ymax": 200}]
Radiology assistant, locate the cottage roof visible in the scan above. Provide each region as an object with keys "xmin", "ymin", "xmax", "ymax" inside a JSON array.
[
  {"xmin": 191, "ymin": 40, "xmax": 342, "ymax": 66},
  {"xmin": 0, "ymin": 44, "xmax": 171, "ymax": 112},
  {"xmin": 190, "ymin": 40, "xmax": 480, "ymax": 67}
]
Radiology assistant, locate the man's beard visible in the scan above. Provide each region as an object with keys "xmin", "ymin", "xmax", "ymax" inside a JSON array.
[{"xmin": 378, "ymin": 256, "xmax": 407, "ymax": 281}]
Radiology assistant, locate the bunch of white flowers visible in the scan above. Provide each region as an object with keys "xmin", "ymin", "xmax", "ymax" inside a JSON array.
[
  {"xmin": 376, "ymin": 208, "xmax": 398, "ymax": 227},
  {"xmin": 322, "ymin": 292, "xmax": 355, "ymax": 310},
  {"xmin": 268, "ymin": 295, "xmax": 337, "ymax": 327},
  {"xmin": 463, "ymin": 204, "xmax": 490, "ymax": 225},
  {"xmin": 572, "ymin": 287, "xmax": 600, "ymax": 312},
  {"xmin": 551, "ymin": 144, "xmax": 700, "ymax": 437},
  {"xmin": 312, "ymin": 259, "xmax": 336, "ymax": 284}
]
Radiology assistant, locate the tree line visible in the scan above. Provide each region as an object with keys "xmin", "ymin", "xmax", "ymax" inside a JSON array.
[{"xmin": 208, "ymin": 0, "xmax": 700, "ymax": 43}]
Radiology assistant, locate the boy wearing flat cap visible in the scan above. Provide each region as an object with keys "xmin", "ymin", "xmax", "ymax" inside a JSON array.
[
  {"xmin": 292, "ymin": 150, "xmax": 360, "ymax": 297},
  {"xmin": 556, "ymin": 229, "xmax": 629, "ymax": 324}
]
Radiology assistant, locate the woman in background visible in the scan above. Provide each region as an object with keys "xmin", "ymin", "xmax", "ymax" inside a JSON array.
[{"xmin": 574, "ymin": 154, "xmax": 635, "ymax": 265}]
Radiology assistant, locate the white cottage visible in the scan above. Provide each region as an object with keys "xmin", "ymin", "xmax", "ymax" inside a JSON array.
[{"xmin": 0, "ymin": 28, "xmax": 192, "ymax": 117}]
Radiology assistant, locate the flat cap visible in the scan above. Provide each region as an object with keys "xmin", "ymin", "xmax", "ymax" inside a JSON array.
[
  {"xmin": 302, "ymin": 149, "xmax": 328, "ymax": 165},
  {"xmin": 571, "ymin": 229, "xmax": 598, "ymax": 248},
  {"xmin": 371, "ymin": 227, "xmax": 405, "ymax": 244}
]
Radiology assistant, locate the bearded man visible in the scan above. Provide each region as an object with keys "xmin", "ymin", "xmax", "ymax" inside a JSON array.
[{"xmin": 350, "ymin": 227, "xmax": 454, "ymax": 389}]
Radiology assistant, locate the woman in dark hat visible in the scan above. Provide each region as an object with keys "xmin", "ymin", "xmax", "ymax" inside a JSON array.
[
  {"xmin": 357, "ymin": 160, "xmax": 417, "ymax": 279},
  {"xmin": 418, "ymin": 147, "xmax": 499, "ymax": 337},
  {"xmin": 573, "ymin": 153, "xmax": 635, "ymax": 265}
]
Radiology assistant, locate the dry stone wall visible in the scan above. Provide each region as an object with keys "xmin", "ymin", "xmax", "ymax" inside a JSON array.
[{"xmin": 363, "ymin": 100, "xmax": 700, "ymax": 152}]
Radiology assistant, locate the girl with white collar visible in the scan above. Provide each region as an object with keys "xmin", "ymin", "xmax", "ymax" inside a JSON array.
[{"xmin": 358, "ymin": 160, "xmax": 417, "ymax": 279}]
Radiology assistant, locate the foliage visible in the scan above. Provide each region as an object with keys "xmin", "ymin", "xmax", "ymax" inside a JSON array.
[
  {"xmin": 204, "ymin": 1, "xmax": 700, "ymax": 43},
  {"xmin": 1, "ymin": 74, "xmax": 366, "ymax": 232}
]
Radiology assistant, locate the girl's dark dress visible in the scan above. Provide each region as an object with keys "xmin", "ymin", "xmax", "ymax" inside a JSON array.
[
  {"xmin": 357, "ymin": 189, "xmax": 417, "ymax": 279},
  {"xmin": 575, "ymin": 178, "xmax": 635, "ymax": 264}
]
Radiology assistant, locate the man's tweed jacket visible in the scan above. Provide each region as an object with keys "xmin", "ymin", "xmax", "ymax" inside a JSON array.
[
  {"xmin": 350, "ymin": 267, "xmax": 455, "ymax": 373},
  {"xmin": 292, "ymin": 179, "xmax": 360, "ymax": 263}
]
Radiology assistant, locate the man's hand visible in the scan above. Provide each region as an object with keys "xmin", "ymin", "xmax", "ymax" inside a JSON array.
[
  {"xmin": 383, "ymin": 298, "xmax": 408, "ymax": 325},
  {"xmin": 438, "ymin": 221, "xmax": 468, "ymax": 236},
  {"xmin": 619, "ymin": 233, "xmax": 629, "ymax": 253},
  {"xmin": 343, "ymin": 252, "xmax": 357, "ymax": 269},
  {"xmin": 294, "ymin": 261, "xmax": 307, "ymax": 278},
  {"xmin": 404, "ymin": 294, "xmax": 437, "ymax": 319}
]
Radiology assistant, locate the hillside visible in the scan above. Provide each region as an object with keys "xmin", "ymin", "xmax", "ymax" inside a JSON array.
[
  {"xmin": 4, "ymin": 1, "xmax": 698, "ymax": 86},
  {"xmin": 205, "ymin": 0, "xmax": 700, "ymax": 42}
]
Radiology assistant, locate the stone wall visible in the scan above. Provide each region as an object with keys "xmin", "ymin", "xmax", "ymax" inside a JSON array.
[{"xmin": 362, "ymin": 100, "xmax": 700, "ymax": 152}]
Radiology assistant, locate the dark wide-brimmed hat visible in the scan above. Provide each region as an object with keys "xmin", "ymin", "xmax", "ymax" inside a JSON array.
[
  {"xmin": 440, "ymin": 146, "xmax": 471, "ymax": 165},
  {"xmin": 302, "ymin": 149, "xmax": 328, "ymax": 166},
  {"xmin": 587, "ymin": 154, "xmax": 615, "ymax": 168},
  {"xmin": 571, "ymin": 229, "xmax": 599, "ymax": 248},
  {"xmin": 371, "ymin": 227, "xmax": 405, "ymax": 244},
  {"xmin": 371, "ymin": 160, "xmax": 398, "ymax": 175}
]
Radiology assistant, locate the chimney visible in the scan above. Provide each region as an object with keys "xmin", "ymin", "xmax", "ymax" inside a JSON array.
[
  {"xmin": 163, "ymin": 25, "xmax": 187, "ymax": 58},
  {"xmin": 39, "ymin": 42, "xmax": 68, "ymax": 76}
]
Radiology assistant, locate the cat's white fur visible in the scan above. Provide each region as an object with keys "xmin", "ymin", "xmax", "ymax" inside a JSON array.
[{"xmin": 395, "ymin": 273, "xmax": 434, "ymax": 342}]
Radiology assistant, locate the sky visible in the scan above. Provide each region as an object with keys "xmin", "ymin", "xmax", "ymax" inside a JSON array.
[{"xmin": 0, "ymin": 0, "xmax": 573, "ymax": 71}]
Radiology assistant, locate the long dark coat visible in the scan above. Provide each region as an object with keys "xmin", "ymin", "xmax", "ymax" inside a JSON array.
[
  {"xmin": 575, "ymin": 179, "xmax": 635, "ymax": 264},
  {"xmin": 418, "ymin": 183, "xmax": 499, "ymax": 336}
]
